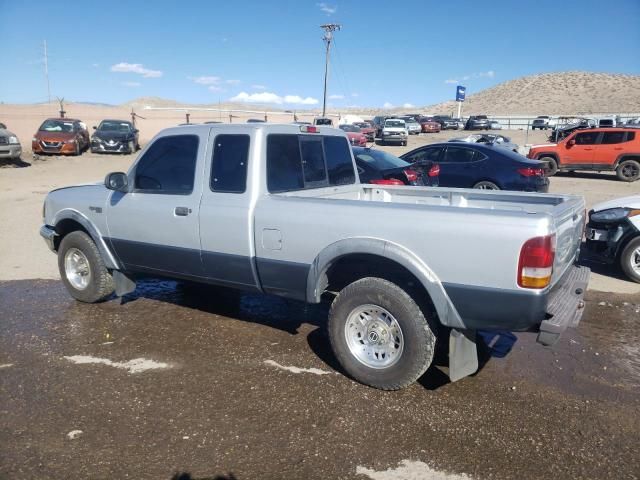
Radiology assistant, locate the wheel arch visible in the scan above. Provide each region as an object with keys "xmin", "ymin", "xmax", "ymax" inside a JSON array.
[
  {"xmin": 614, "ymin": 153, "xmax": 640, "ymax": 169},
  {"xmin": 52, "ymin": 209, "xmax": 120, "ymax": 270},
  {"xmin": 305, "ymin": 238, "xmax": 464, "ymax": 329}
]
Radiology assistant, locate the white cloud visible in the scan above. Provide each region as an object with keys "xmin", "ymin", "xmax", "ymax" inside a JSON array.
[
  {"xmin": 230, "ymin": 91, "xmax": 319, "ymax": 105},
  {"xmin": 329, "ymin": 94, "xmax": 345, "ymax": 100},
  {"xmin": 122, "ymin": 81, "xmax": 141, "ymax": 87},
  {"xmin": 317, "ymin": 2, "xmax": 336, "ymax": 14},
  {"xmin": 92, "ymin": 63, "xmax": 100, "ymax": 68},
  {"xmin": 444, "ymin": 70, "xmax": 496, "ymax": 85},
  {"xmin": 189, "ymin": 75, "xmax": 221, "ymax": 85},
  {"xmin": 226, "ymin": 79, "xmax": 241, "ymax": 85},
  {"xmin": 462, "ymin": 75, "xmax": 470, "ymax": 81},
  {"xmin": 383, "ymin": 102, "xmax": 394, "ymax": 109},
  {"xmin": 208, "ymin": 85, "xmax": 225, "ymax": 93},
  {"xmin": 251, "ymin": 84, "xmax": 267, "ymax": 90},
  {"xmin": 351, "ymin": 93, "xmax": 359, "ymax": 97},
  {"xmin": 403, "ymin": 103, "xmax": 415, "ymax": 109},
  {"xmin": 479, "ymin": 70, "xmax": 495, "ymax": 78},
  {"xmin": 444, "ymin": 79, "xmax": 458, "ymax": 84},
  {"xmin": 110, "ymin": 62, "xmax": 162, "ymax": 78}
]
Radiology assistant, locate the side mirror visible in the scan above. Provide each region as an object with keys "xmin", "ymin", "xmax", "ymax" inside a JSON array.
[
  {"xmin": 567, "ymin": 139, "xmax": 576, "ymax": 147},
  {"xmin": 105, "ymin": 172, "xmax": 129, "ymax": 192},
  {"xmin": 93, "ymin": 126, "xmax": 97, "ymax": 130}
]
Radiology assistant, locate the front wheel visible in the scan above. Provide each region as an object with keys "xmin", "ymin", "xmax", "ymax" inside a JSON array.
[
  {"xmin": 540, "ymin": 156, "xmax": 558, "ymax": 176},
  {"xmin": 620, "ymin": 237, "xmax": 640, "ymax": 283},
  {"xmin": 473, "ymin": 180, "xmax": 500, "ymax": 190},
  {"xmin": 58, "ymin": 231, "xmax": 114, "ymax": 303},
  {"xmin": 616, "ymin": 159, "xmax": 640, "ymax": 182},
  {"xmin": 328, "ymin": 277, "xmax": 436, "ymax": 390}
]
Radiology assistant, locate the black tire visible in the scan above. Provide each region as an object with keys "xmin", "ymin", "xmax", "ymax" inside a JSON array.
[
  {"xmin": 473, "ymin": 180, "xmax": 500, "ymax": 190},
  {"xmin": 328, "ymin": 277, "xmax": 436, "ymax": 390},
  {"xmin": 540, "ymin": 156, "xmax": 558, "ymax": 176},
  {"xmin": 402, "ymin": 141, "xmax": 407, "ymax": 146},
  {"xmin": 616, "ymin": 159, "xmax": 640, "ymax": 182},
  {"xmin": 620, "ymin": 237, "xmax": 640, "ymax": 283},
  {"xmin": 58, "ymin": 231, "xmax": 114, "ymax": 303}
]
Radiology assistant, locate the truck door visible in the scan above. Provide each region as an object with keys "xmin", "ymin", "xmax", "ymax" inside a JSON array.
[
  {"xmin": 106, "ymin": 133, "xmax": 204, "ymax": 276},
  {"xmin": 199, "ymin": 129, "xmax": 260, "ymax": 290},
  {"xmin": 563, "ymin": 131, "xmax": 599, "ymax": 167}
]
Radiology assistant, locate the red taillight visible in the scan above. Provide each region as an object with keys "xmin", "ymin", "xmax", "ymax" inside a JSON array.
[
  {"xmin": 404, "ymin": 169, "xmax": 419, "ymax": 182},
  {"xmin": 301, "ymin": 125, "xmax": 318, "ymax": 133},
  {"xmin": 370, "ymin": 178, "xmax": 405, "ymax": 185},
  {"xmin": 518, "ymin": 235, "xmax": 555, "ymax": 288},
  {"xmin": 517, "ymin": 167, "xmax": 544, "ymax": 177},
  {"xmin": 428, "ymin": 164, "xmax": 440, "ymax": 177}
]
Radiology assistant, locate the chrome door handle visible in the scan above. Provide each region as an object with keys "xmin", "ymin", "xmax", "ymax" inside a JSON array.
[{"xmin": 174, "ymin": 206, "xmax": 191, "ymax": 216}]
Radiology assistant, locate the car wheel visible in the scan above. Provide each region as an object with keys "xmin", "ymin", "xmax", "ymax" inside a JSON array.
[
  {"xmin": 402, "ymin": 141, "xmax": 407, "ymax": 146},
  {"xmin": 58, "ymin": 231, "xmax": 114, "ymax": 303},
  {"xmin": 473, "ymin": 181, "xmax": 500, "ymax": 190},
  {"xmin": 328, "ymin": 277, "xmax": 436, "ymax": 390},
  {"xmin": 616, "ymin": 159, "xmax": 640, "ymax": 182},
  {"xmin": 620, "ymin": 237, "xmax": 640, "ymax": 283},
  {"xmin": 540, "ymin": 156, "xmax": 558, "ymax": 176}
]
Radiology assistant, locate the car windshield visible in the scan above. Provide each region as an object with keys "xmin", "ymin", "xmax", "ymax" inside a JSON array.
[
  {"xmin": 39, "ymin": 119, "xmax": 74, "ymax": 132},
  {"xmin": 354, "ymin": 148, "xmax": 409, "ymax": 170},
  {"xmin": 340, "ymin": 125, "xmax": 361, "ymax": 132},
  {"xmin": 98, "ymin": 121, "xmax": 131, "ymax": 132},
  {"xmin": 385, "ymin": 121, "xmax": 404, "ymax": 128}
]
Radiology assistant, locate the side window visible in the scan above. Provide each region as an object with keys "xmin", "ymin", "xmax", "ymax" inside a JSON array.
[
  {"xmin": 324, "ymin": 136, "xmax": 355, "ymax": 185},
  {"xmin": 267, "ymin": 134, "xmax": 304, "ymax": 193},
  {"xmin": 600, "ymin": 132, "xmax": 626, "ymax": 145},
  {"xmin": 134, "ymin": 135, "xmax": 199, "ymax": 194},
  {"xmin": 574, "ymin": 132, "xmax": 598, "ymax": 145},
  {"xmin": 405, "ymin": 147, "xmax": 441, "ymax": 163},
  {"xmin": 300, "ymin": 139, "xmax": 328, "ymax": 186},
  {"xmin": 210, "ymin": 134, "xmax": 250, "ymax": 193},
  {"xmin": 443, "ymin": 147, "xmax": 477, "ymax": 163},
  {"xmin": 627, "ymin": 132, "xmax": 636, "ymax": 142}
]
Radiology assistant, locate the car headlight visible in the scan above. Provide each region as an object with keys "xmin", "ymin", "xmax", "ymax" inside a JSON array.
[
  {"xmin": 8, "ymin": 136, "xmax": 19, "ymax": 145},
  {"xmin": 590, "ymin": 208, "xmax": 636, "ymax": 223}
]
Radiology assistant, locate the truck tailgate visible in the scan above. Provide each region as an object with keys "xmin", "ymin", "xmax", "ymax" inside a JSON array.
[{"xmin": 549, "ymin": 196, "xmax": 586, "ymax": 287}]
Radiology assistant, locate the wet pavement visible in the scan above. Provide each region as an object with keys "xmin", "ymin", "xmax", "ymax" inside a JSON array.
[{"xmin": 1, "ymin": 279, "xmax": 639, "ymax": 480}]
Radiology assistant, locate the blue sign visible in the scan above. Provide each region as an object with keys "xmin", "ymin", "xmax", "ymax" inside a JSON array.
[{"xmin": 456, "ymin": 85, "xmax": 466, "ymax": 102}]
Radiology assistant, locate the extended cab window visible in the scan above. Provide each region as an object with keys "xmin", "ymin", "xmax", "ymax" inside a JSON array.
[
  {"xmin": 267, "ymin": 134, "xmax": 355, "ymax": 193},
  {"xmin": 600, "ymin": 131, "xmax": 626, "ymax": 144},
  {"xmin": 443, "ymin": 146, "xmax": 478, "ymax": 163},
  {"xmin": 574, "ymin": 132, "xmax": 599, "ymax": 145},
  {"xmin": 134, "ymin": 135, "xmax": 199, "ymax": 194},
  {"xmin": 210, "ymin": 134, "xmax": 250, "ymax": 193},
  {"xmin": 404, "ymin": 147, "xmax": 441, "ymax": 164}
]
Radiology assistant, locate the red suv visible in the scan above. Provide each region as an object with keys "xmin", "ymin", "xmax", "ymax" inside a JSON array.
[{"xmin": 528, "ymin": 128, "xmax": 640, "ymax": 182}]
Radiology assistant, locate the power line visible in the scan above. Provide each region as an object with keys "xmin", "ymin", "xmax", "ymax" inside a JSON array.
[{"xmin": 320, "ymin": 24, "xmax": 341, "ymax": 117}]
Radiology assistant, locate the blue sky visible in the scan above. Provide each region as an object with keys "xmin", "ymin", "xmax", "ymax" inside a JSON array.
[{"xmin": 1, "ymin": 0, "xmax": 639, "ymax": 108}]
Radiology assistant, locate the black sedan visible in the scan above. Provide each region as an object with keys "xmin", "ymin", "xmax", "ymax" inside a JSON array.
[
  {"xmin": 400, "ymin": 143, "xmax": 548, "ymax": 192},
  {"xmin": 91, "ymin": 119, "xmax": 139, "ymax": 154},
  {"xmin": 352, "ymin": 147, "xmax": 439, "ymax": 187}
]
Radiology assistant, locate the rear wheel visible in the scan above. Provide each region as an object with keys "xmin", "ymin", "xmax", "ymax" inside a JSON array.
[
  {"xmin": 620, "ymin": 237, "xmax": 640, "ymax": 283},
  {"xmin": 616, "ymin": 159, "xmax": 640, "ymax": 182},
  {"xmin": 58, "ymin": 231, "xmax": 114, "ymax": 303},
  {"xmin": 540, "ymin": 156, "xmax": 558, "ymax": 176},
  {"xmin": 473, "ymin": 180, "xmax": 500, "ymax": 190},
  {"xmin": 328, "ymin": 277, "xmax": 436, "ymax": 390}
]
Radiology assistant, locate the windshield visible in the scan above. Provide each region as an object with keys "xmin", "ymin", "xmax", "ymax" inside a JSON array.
[
  {"xmin": 39, "ymin": 119, "xmax": 74, "ymax": 132},
  {"xmin": 340, "ymin": 124, "xmax": 361, "ymax": 132},
  {"xmin": 354, "ymin": 148, "xmax": 409, "ymax": 170},
  {"xmin": 385, "ymin": 120, "xmax": 405, "ymax": 128},
  {"xmin": 98, "ymin": 121, "xmax": 132, "ymax": 132}
]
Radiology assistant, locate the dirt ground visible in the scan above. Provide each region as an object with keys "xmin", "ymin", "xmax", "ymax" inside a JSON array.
[{"xmin": 1, "ymin": 127, "xmax": 638, "ymax": 294}]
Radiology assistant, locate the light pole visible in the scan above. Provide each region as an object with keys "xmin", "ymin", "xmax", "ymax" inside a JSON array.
[{"xmin": 321, "ymin": 24, "xmax": 341, "ymax": 118}]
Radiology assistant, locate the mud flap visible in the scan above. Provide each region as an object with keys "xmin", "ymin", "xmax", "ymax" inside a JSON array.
[
  {"xmin": 113, "ymin": 270, "xmax": 136, "ymax": 297},
  {"xmin": 448, "ymin": 328, "xmax": 478, "ymax": 382}
]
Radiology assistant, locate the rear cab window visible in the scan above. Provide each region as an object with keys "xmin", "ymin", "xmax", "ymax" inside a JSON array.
[
  {"xmin": 267, "ymin": 134, "xmax": 355, "ymax": 193},
  {"xmin": 210, "ymin": 134, "xmax": 250, "ymax": 193}
]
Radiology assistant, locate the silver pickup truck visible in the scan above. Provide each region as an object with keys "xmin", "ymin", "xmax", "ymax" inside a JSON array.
[{"xmin": 40, "ymin": 123, "xmax": 589, "ymax": 390}]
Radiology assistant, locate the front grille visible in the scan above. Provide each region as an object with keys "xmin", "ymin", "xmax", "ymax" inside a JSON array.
[
  {"xmin": 42, "ymin": 140, "xmax": 62, "ymax": 147},
  {"xmin": 0, "ymin": 137, "xmax": 8, "ymax": 145}
]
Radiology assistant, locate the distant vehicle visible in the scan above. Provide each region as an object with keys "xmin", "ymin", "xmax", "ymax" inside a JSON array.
[
  {"xmin": 0, "ymin": 123, "xmax": 22, "ymax": 161},
  {"xmin": 528, "ymin": 128, "xmax": 640, "ymax": 181},
  {"xmin": 549, "ymin": 117, "xmax": 597, "ymax": 141},
  {"xmin": 372, "ymin": 115, "xmax": 391, "ymax": 137},
  {"xmin": 432, "ymin": 115, "xmax": 459, "ymax": 130},
  {"xmin": 338, "ymin": 124, "xmax": 367, "ymax": 146},
  {"xmin": 452, "ymin": 118, "xmax": 465, "ymax": 130},
  {"xmin": 449, "ymin": 134, "xmax": 519, "ymax": 153},
  {"xmin": 247, "ymin": 118, "xmax": 266, "ymax": 123},
  {"xmin": 380, "ymin": 119, "xmax": 408, "ymax": 146},
  {"xmin": 313, "ymin": 117, "xmax": 334, "ymax": 126},
  {"xmin": 401, "ymin": 142, "xmax": 548, "ymax": 191},
  {"xmin": 399, "ymin": 116, "xmax": 422, "ymax": 135},
  {"xmin": 32, "ymin": 118, "xmax": 90, "ymax": 156},
  {"xmin": 598, "ymin": 118, "xmax": 615, "ymax": 128},
  {"xmin": 465, "ymin": 115, "xmax": 490, "ymax": 130},
  {"xmin": 585, "ymin": 195, "xmax": 640, "ymax": 283},
  {"xmin": 91, "ymin": 119, "xmax": 139, "ymax": 154},
  {"xmin": 418, "ymin": 117, "xmax": 441, "ymax": 133},
  {"xmin": 351, "ymin": 146, "xmax": 439, "ymax": 187},
  {"xmin": 353, "ymin": 122, "xmax": 376, "ymax": 142},
  {"xmin": 532, "ymin": 116, "xmax": 551, "ymax": 130},
  {"xmin": 488, "ymin": 120, "xmax": 502, "ymax": 130}
]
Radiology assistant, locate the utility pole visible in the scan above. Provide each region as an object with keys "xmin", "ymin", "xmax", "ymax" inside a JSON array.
[
  {"xmin": 320, "ymin": 23, "xmax": 341, "ymax": 117},
  {"xmin": 43, "ymin": 40, "xmax": 51, "ymax": 103}
]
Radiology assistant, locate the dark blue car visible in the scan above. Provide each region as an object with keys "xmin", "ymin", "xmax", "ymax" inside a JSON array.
[{"xmin": 400, "ymin": 142, "xmax": 549, "ymax": 191}]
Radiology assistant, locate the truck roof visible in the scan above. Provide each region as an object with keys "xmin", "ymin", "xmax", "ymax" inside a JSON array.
[{"xmin": 162, "ymin": 123, "xmax": 349, "ymax": 137}]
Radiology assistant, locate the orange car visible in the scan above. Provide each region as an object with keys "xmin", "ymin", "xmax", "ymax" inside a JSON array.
[
  {"xmin": 32, "ymin": 118, "xmax": 90, "ymax": 156},
  {"xmin": 419, "ymin": 117, "xmax": 441, "ymax": 133},
  {"xmin": 528, "ymin": 128, "xmax": 640, "ymax": 182}
]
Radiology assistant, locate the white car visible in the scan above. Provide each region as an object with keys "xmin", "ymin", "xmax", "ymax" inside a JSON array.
[{"xmin": 381, "ymin": 118, "xmax": 408, "ymax": 146}]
